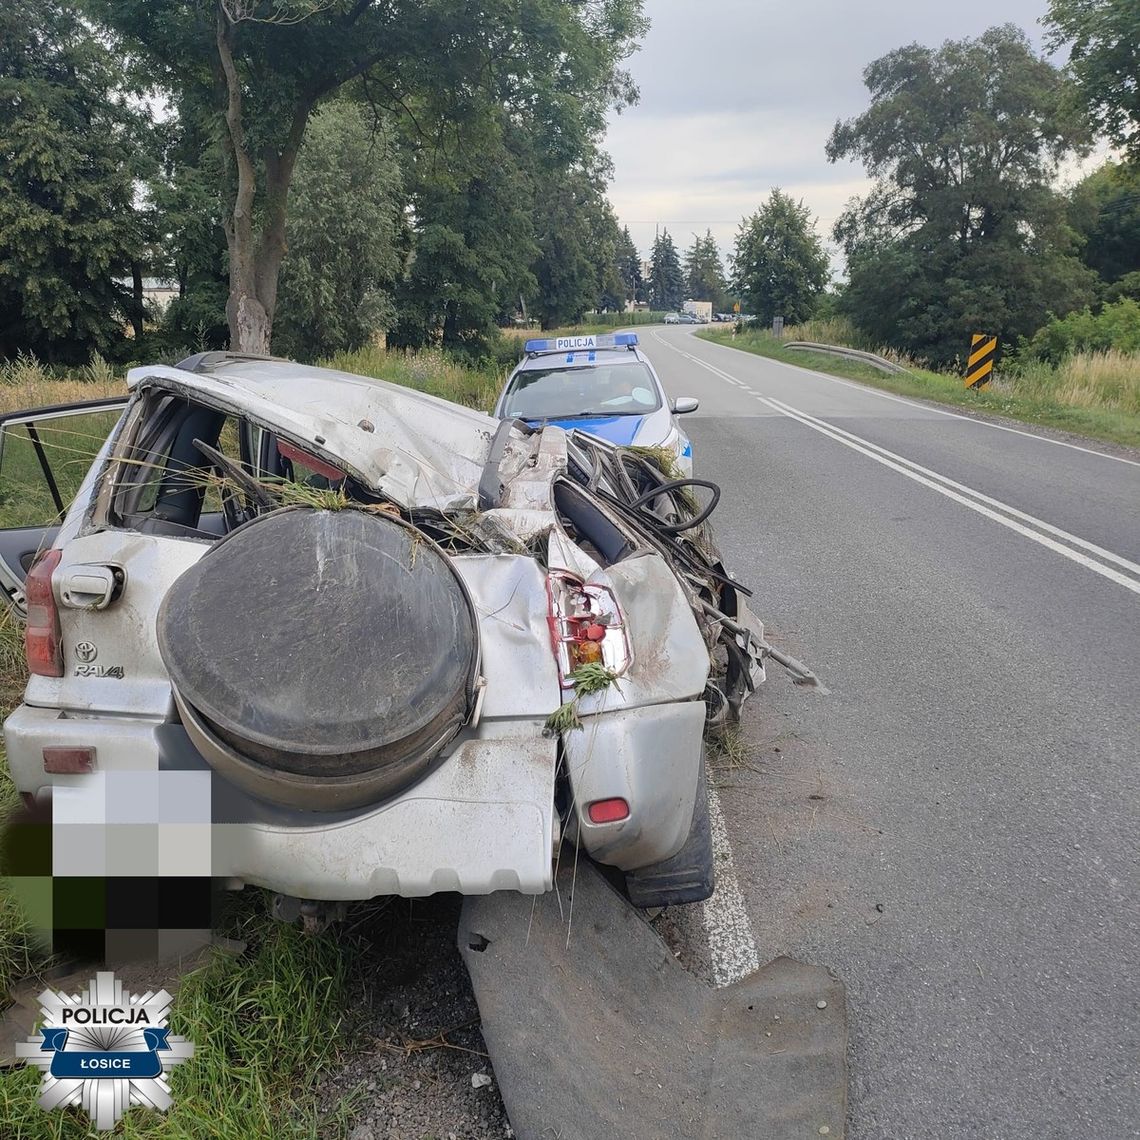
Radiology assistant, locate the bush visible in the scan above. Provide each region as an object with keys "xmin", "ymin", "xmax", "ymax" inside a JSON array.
[{"xmin": 1021, "ymin": 299, "xmax": 1140, "ymax": 363}]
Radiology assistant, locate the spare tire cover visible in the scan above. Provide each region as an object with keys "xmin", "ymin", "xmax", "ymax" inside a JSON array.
[{"xmin": 157, "ymin": 507, "xmax": 478, "ymax": 789}]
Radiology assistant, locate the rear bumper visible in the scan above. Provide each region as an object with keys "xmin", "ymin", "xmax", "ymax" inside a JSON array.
[
  {"xmin": 565, "ymin": 702, "xmax": 705, "ymax": 872},
  {"xmin": 3, "ymin": 704, "xmax": 557, "ymax": 899}
]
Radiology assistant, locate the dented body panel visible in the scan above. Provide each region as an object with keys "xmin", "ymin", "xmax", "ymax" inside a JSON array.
[{"xmin": 2, "ymin": 355, "xmax": 774, "ymax": 902}]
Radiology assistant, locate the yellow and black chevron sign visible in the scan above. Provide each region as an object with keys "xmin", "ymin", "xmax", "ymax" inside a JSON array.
[{"xmin": 965, "ymin": 333, "xmax": 997, "ymax": 388}]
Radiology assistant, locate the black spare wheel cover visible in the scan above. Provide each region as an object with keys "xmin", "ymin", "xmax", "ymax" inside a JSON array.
[{"xmin": 157, "ymin": 507, "xmax": 479, "ymax": 810}]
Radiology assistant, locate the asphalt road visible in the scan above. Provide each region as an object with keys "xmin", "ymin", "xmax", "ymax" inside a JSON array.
[{"xmin": 646, "ymin": 326, "xmax": 1140, "ymax": 1140}]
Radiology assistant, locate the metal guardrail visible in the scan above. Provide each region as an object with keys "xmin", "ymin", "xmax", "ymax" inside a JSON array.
[{"xmin": 782, "ymin": 341, "xmax": 910, "ymax": 375}]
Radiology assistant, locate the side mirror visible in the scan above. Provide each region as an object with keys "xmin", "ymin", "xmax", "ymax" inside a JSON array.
[{"xmin": 672, "ymin": 397, "xmax": 699, "ymax": 415}]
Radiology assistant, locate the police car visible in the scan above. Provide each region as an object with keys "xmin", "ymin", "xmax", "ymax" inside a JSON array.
[{"xmin": 494, "ymin": 333, "xmax": 698, "ymax": 476}]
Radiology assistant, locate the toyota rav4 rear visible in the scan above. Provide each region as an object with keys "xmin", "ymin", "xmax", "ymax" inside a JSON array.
[{"xmin": 0, "ymin": 353, "xmax": 773, "ymax": 913}]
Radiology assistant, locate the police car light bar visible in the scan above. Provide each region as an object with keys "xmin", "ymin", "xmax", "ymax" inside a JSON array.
[{"xmin": 524, "ymin": 332, "xmax": 639, "ymax": 354}]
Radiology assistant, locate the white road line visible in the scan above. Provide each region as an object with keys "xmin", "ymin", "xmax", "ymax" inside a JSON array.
[
  {"xmin": 763, "ymin": 395, "xmax": 1140, "ymax": 579},
  {"xmin": 657, "ymin": 334, "xmax": 1140, "ymax": 596},
  {"xmin": 760, "ymin": 396, "xmax": 1140, "ymax": 597},
  {"xmin": 685, "ymin": 330, "xmax": 1140, "ymax": 469},
  {"xmin": 703, "ymin": 783, "xmax": 761, "ymax": 987}
]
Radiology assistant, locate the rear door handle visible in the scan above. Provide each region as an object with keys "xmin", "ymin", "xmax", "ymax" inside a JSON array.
[{"xmin": 59, "ymin": 565, "xmax": 118, "ymax": 610}]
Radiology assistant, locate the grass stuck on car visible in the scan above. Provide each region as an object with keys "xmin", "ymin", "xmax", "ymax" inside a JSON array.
[
  {"xmin": 0, "ymin": 350, "xmax": 795, "ymax": 926},
  {"xmin": 494, "ymin": 332, "xmax": 698, "ymax": 477}
]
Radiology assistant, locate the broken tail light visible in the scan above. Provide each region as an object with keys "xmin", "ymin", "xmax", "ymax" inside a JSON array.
[
  {"xmin": 545, "ymin": 571, "xmax": 631, "ymax": 689},
  {"xmin": 25, "ymin": 549, "xmax": 63, "ymax": 677}
]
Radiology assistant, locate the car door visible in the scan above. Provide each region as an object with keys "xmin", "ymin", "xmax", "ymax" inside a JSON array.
[{"xmin": 0, "ymin": 398, "xmax": 128, "ymax": 616}]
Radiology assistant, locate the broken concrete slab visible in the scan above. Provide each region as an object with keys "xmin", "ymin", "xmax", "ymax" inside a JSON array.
[{"xmin": 459, "ymin": 861, "xmax": 847, "ymax": 1140}]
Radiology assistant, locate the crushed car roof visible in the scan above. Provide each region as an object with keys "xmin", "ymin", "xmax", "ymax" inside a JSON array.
[{"xmin": 126, "ymin": 358, "xmax": 512, "ymax": 512}]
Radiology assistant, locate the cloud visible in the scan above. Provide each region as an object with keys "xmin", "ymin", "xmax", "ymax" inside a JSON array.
[{"xmin": 605, "ymin": 0, "xmax": 1058, "ymax": 270}]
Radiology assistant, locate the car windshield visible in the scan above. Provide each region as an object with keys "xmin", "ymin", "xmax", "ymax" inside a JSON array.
[{"xmin": 502, "ymin": 362, "xmax": 662, "ymax": 420}]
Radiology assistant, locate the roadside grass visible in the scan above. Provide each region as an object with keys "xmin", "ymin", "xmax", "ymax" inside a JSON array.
[
  {"xmin": 1, "ymin": 376, "xmax": 125, "ymax": 414},
  {"xmin": 321, "ymin": 344, "xmax": 504, "ymax": 413},
  {"xmin": 698, "ymin": 325, "xmax": 1140, "ymax": 450},
  {"xmin": 0, "ymin": 896, "xmax": 365, "ymax": 1139}
]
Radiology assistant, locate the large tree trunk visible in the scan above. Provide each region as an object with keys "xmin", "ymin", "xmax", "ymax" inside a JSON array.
[
  {"xmin": 130, "ymin": 262, "xmax": 146, "ymax": 341},
  {"xmin": 226, "ymin": 289, "xmax": 272, "ymax": 355},
  {"xmin": 215, "ymin": 7, "xmax": 307, "ymax": 355}
]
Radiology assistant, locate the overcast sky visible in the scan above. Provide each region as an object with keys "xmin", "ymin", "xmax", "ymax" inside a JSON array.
[{"xmin": 604, "ymin": 0, "xmax": 1081, "ymax": 273}]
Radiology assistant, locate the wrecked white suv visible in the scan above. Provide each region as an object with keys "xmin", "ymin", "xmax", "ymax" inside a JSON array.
[{"xmin": 0, "ymin": 353, "xmax": 798, "ymax": 917}]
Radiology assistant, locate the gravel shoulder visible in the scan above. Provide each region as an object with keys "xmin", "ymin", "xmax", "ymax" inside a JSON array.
[{"xmin": 315, "ymin": 896, "xmax": 513, "ymax": 1140}]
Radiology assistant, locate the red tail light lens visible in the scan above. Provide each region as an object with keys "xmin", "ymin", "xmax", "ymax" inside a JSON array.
[
  {"xmin": 588, "ymin": 798, "xmax": 630, "ymax": 824},
  {"xmin": 25, "ymin": 549, "xmax": 63, "ymax": 677},
  {"xmin": 43, "ymin": 747, "xmax": 95, "ymax": 774}
]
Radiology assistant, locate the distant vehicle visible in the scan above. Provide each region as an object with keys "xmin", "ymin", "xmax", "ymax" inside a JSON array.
[
  {"xmin": 677, "ymin": 313, "xmax": 700, "ymax": 324},
  {"xmin": 494, "ymin": 333, "xmax": 698, "ymax": 476},
  {"xmin": 663, "ymin": 312, "xmax": 681, "ymax": 324}
]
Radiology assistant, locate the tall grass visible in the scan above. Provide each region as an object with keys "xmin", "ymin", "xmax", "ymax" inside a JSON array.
[
  {"xmin": 0, "ymin": 352, "xmax": 125, "ymax": 411},
  {"xmin": 777, "ymin": 316, "xmax": 868, "ymax": 350},
  {"xmin": 320, "ymin": 344, "xmax": 504, "ymax": 413},
  {"xmin": 1008, "ymin": 348, "xmax": 1140, "ymax": 417}
]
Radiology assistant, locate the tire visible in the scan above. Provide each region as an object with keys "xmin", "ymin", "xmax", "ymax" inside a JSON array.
[
  {"xmin": 625, "ymin": 747, "xmax": 715, "ymax": 908},
  {"xmin": 157, "ymin": 507, "xmax": 479, "ymax": 811}
]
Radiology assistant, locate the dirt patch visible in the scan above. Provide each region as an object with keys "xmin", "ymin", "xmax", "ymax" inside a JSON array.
[{"xmin": 315, "ymin": 895, "xmax": 514, "ymax": 1140}]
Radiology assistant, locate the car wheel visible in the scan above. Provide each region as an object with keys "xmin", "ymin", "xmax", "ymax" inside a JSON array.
[{"xmin": 625, "ymin": 746, "xmax": 714, "ymax": 908}]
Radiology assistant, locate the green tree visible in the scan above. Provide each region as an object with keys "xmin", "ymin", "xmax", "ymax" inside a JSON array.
[
  {"xmin": 0, "ymin": 0, "xmax": 152, "ymax": 362},
  {"xmin": 827, "ymin": 25, "xmax": 1097, "ymax": 365},
  {"xmin": 587, "ymin": 201, "xmax": 630, "ymax": 315},
  {"xmin": 530, "ymin": 170, "xmax": 630, "ymax": 325},
  {"xmin": 684, "ymin": 230, "xmax": 728, "ymax": 310},
  {"xmin": 1069, "ymin": 162, "xmax": 1140, "ymax": 298},
  {"xmin": 648, "ymin": 230, "xmax": 684, "ymax": 311},
  {"xmin": 615, "ymin": 226, "xmax": 644, "ymax": 306},
  {"xmin": 732, "ymin": 191, "xmax": 829, "ymax": 325},
  {"xmin": 273, "ymin": 102, "xmax": 404, "ymax": 360},
  {"xmin": 385, "ymin": 2, "xmax": 646, "ymax": 347},
  {"xmin": 150, "ymin": 117, "xmax": 230, "ymax": 353},
  {"xmin": 532, "ymin": 168, "xmax": 605, "ymax": 328},
  {"xmin": 1045, "ymin": 0, "xmax": 1140, "ymax": 159},
  {"xmin": 90, "ymin": 0, "xmax": 648, "ymax": 354},
  {"xmin": 390, "ymin": 125, "xmax": 539, "ymax": 353}
]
